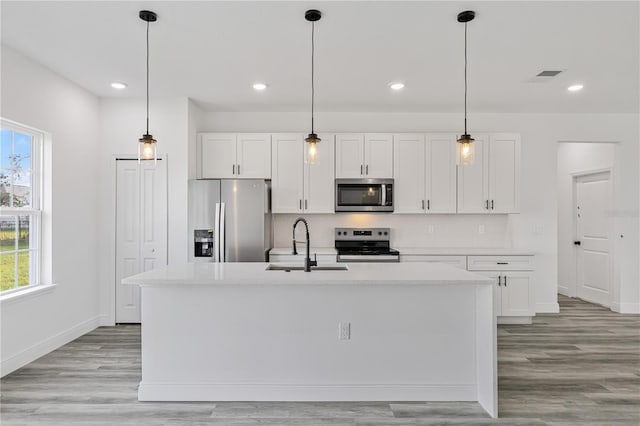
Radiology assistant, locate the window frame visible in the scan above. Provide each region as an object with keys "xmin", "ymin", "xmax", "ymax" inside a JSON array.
[{"xmin": 0, "ymin": 119, "xmax": 44, "ymax": 294}]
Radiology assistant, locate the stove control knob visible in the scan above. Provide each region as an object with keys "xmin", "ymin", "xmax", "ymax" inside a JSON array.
[
  {"xmin": 378, "ymin": 231, "xmax": 382, "ymax": 235},
  {"xmin": 384, "ymin": 231, "xmax": 388, "ymax": 235}
]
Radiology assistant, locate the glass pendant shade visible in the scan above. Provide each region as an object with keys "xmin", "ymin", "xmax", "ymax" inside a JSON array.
[
  {"xmin": 305, "ymin": 133, "xmax": 320, "ymax": 165},
  {"xmin": 456, "ymin": 134, "xmax": 475, "ymax": 166},
  {"xmin": 138, "ymin": 133, "xmax": 157, "ymax": 163}
]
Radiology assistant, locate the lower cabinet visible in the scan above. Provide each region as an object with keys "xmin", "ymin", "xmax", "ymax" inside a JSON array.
[
  {"xmin": 269, "ymin": 253, "xmax": 338, "ymax": 264},
  {"xmin": 399, "ymin": 255, "xmax": 466, "ymax": 270}
]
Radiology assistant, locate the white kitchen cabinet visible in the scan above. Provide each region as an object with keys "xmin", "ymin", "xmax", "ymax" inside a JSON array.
[
  {"xmin": 468, "ymin": 255, "xmax": 534, "ymax": 322},
  {"xmin": 335, "ymin": 133, "xmax": 393, "ymax": 178},
  {"xmin": 393, "ymin": 134, "xmax": 456, "ymax": 214},
  {"xmin": 198, "ymin": 133, "xmax": 271, "ymax": 179},
  {"xmin": 457, "ymin": 133, "xmax": 520, "ymax": 213},
  {"xmin": 269, "ymin": 253, "xmax": 338, "ymax": 264},
  {"xmin": 399, "ymin": 255, "xmax": 467, "ymax": 269},
  {"xmin": 271, "ymin": 133, "xmax": 335, "ymax": 214}
]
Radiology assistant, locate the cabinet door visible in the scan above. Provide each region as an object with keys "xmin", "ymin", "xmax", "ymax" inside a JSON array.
[
  {"xmin": 477, "ymin": 271, "xmax": 503, "ymax": 316},
  {"xmin": 393, "ymin": 134, "xmax": 425, "ymax": 213},
  {"xmin": 199, "ymin": 133, "xmax": 236, "ymax": 178},
  {"xmin": 271, "ymin": 134, "xmax": 304, "ymax": 213},
  {"xmin": 236, "ymin": 133, "xmax": 271, "ymax": 179},
  {"xmin": 335, "ymin": 134, "xmax": 365, "ymax": 178},
  {"xmin": 304, "ymin": 134, "xmax": 335, "ymax": 213},
  {"xmin": 501, "ymin": 272, "xmax": 533, "ymax": 317},
  {"xmin": 426, "ymin": 134, "xmax": 457, "ymax": 213},
  {"xmin": 489, "ymin": 133, "xmax": 520, "ymax": 213},
  {"xmin": 456, "ymin": 133, "xmax": 489, "ymax": 213},
  {"xmin": 364, "ymin": 133, "xmax": 394, "ymax": 178}
]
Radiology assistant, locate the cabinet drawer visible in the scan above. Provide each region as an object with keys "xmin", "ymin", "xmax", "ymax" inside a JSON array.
[
  {"xmin": 467, "ymin": 255, "xmax": 534, "ymax": 271},
  {"xmin": 270, "ymin": 254, "xmax": 337, "ymax": 263},
  {"xmin": 400, "ymin": 255, "xmax": 466, "ymax": 270}
]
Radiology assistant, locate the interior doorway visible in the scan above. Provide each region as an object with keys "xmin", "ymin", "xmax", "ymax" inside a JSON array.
[
  {"xmin": 115, "ymin": 157, "xmax": 167, "ymax": 323},
  {"xmin": 574, "ymin": 171, "xmax": 612, "ymax": 307}
]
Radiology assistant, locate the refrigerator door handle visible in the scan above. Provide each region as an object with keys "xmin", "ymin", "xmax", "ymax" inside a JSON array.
[
  {"xmin": 214, "ymin": 203, "xmax": 221, "ymax": 262},
  {"xmin": 219, "ymin": 202, "xmax": 226, "ymax": 262}
]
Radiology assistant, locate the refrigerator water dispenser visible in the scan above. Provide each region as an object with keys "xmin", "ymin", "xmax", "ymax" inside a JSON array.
[{"xmin": 194, "ymin": 229, "xmax": 214, "ymax": 257}]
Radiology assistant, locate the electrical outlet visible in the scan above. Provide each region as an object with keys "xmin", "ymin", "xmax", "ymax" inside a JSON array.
[
  {"xmin": 427, "ymin": 225, "xmax": 435, "ymax": 234},
  {"xmin": 338, "ymin": 322, "xmax": 351, "ymax": 340},
  {"xmin": 478, "ymin": 225, "xmax": 485, "ymax": 234}
]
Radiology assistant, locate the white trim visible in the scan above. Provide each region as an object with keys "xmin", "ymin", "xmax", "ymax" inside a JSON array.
[
  {"xmin": 612, "ymin": 302, "xmax": 640, "ymax": 314},
  {"xmin": 0, "ymin": 314, "xmax": 100, "ymax": 377},
  {"xmin": 535, "ymin": 302, "xmax": 560, "ymax": 313},
  {"xmin": 498, "ymin": 316, "xmax": 533, "ymax": 325},
  {"xmin": 0, "ymin": 282, "xmax": 56, "ymax": 306},
  {"xmin": 138, "ymin": 382, "xmax": 478, "ymax": 403}
]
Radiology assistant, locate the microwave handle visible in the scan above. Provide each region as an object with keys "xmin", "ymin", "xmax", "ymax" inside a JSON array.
[{"xmin": 381, "ymin": 184, "xmax": 386, "ymax": 206}]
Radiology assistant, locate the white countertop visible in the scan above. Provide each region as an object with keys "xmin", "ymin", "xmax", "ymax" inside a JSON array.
[
  {"xmin": 270, "ymin": 247, "xmax": 534, "ymax": 256},
  {"xmin": 122, "ymin": 262, "xmax": 492, "ymax": 287}
]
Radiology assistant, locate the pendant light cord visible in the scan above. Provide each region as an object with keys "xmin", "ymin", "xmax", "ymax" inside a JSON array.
[
  {"xmin": 311, "ymin": 21, "xmax": 315, "ymax": 134},
  {"xmin": 146, "ymin": 19, "xmax": 150, "ymax": 135},
  {"xmin": 463, "ymin": 22, "xmax": 468, "ymax": 135}
]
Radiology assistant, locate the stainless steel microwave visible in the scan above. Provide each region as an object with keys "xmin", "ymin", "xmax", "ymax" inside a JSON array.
[{"xmin": 335, "ymin": 179, "xmax": 394, "ymax": 212}]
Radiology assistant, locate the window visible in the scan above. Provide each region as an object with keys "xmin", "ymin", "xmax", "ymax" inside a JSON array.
[{"xmin": 1, "ymin": 120, "xmax": 42, "ymax": 293}]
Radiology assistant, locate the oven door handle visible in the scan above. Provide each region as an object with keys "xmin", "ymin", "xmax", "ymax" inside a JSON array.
[{"xmin": 381, "ymin": 184, "xmax": 386, "ymax": 206}]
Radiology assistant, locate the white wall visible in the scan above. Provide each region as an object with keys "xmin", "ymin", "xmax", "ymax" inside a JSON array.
[
  {"xmin": 1, "ymin": 46, "xmax": 101, "ymax": 375},
  {"xmin": 196, "ymin": 111, "xmax": 640, "ymax": 314},
  {"xmin": 97, "ymin": 97, "xmax": 190, "ymax": 325},
  {"xmin": 557, "ymin": 143, "xmax": 615, "ymax": 299}
]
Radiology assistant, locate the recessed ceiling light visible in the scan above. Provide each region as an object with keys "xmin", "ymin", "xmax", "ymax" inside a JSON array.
[
  {"xmin": 253, "ymin": 83, "xmax": 268, "ymax": 91},
  {"xmin": 567, "ymin": 84, "xmax": 584, "ymax": 92},
  {"xmin": 111, "ymin": 82, "xmax": 128, "ymax": 90},
  {"xmin": 389, "ymin": 82, "xmax": 405, "ymax": 91}
]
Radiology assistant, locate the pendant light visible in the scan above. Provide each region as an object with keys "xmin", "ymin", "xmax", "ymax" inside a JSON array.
[
  {"xmin": 138, "ymin": 10, "xmax": 158, "ymax": 164},
  {"xmin": 456, "ymin": 10, "xmax": 475, "ymax": 166},
  {"xmin": 304, "ymin": 9, "xmax": 322, "ymax": 165}
]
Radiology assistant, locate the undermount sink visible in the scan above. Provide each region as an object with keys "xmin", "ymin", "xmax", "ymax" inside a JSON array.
[{"xmin": 265, "ymin": 263, "xmax": 349, "ymax": 272}]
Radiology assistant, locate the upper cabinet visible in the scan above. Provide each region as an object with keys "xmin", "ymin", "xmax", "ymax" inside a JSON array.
[
  {"xmin": 393, "ymin": 134, "xmax": 457, "ymax": 214},
  {"xmin": 198, "ymin": 133, "xmax": 271, "ymax": 179},
  {"xmin": 457, "ymin": 133, "xmax": 520, "ymax": 213},
  {"xmin": 271, "ymin": 133, "xmax": 335, "ymax": 214},
  {"xmin": 335, "ymin": 133, "xmax": 393, "ymax": 178}
]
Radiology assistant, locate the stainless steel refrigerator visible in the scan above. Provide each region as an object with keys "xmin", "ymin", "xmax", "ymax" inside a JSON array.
[{"xmin": 188, "ymin": 180, "xmax": 272, "ymax": 262}]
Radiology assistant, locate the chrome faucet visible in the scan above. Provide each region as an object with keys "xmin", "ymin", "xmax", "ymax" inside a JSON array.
[{"xmin": 292, "ymin": 217, "xmax": 317, "ymax": 272}]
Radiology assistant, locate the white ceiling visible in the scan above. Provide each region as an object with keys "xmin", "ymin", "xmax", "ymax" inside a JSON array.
[{"xmin": 2, "ymin": 1, "xmax": 638, "ymax": 113}]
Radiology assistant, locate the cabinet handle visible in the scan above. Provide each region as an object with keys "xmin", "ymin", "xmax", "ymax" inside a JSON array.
[
  {"xmin": 421, "ymin": 200, "xmax": 425, "ymax": 210},
  {"xmin": 427, "ymin": 200, "xmax": 430, "ymax": 210},
  {"xmin": 497, "ymin": 262, "xmax": 509, "ymax": 265},
  {"xmin": 232, "ymin": 164, "xmax": 236, "ymax": 175},
  {"xmin": 360, "ymin": 165, "xmax": 364, "ymax": 175},
  {"xmin": 305, "ymin": 199, "xmax": 308, "ymax": 210},
  {"xmin": 237, "ymin": 164, "xmax": 240, "ymax": 175},
  {"xmin": 299, "ymin": 199, "xmax": 302, "ymax": 210},
  {"xmin": 485, "ymin": 200, "xmax": 489, "ymax": 210},
  {"xmin": 504, "ymin": 276, "xmax": 508, "ymax": 287},
  {"xmin": 366, "ymin": 165, "xmax": 369, "ymax": 175},
  {"xmin": 498, "ymin": 276, "xmax": 502, "ymax": 286},
  {"xmin": 491, "ymin": 200, "xmax": 494, "ymax": 210}
]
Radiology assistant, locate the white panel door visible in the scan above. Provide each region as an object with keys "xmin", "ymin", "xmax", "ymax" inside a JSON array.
[
  {"xmin": 116, "ymin": 159, "xmax": 167, "ymax": 323},
  {"xmin": 576, "ymin": 173, "xmax": 611, "ymax": 307},
  {"xmin": 335, "ymin": 133, "xmax": 365, "ymax": 178},
  {"xmin": 457, "ymin": 134, "xmax": 489, "ymax": 213},
  {"xmin": 393, "ymin": 134, "xmax": 425, "ymax": 213},
  {"xmin": 426, "ymin": 134, "xmax": 457, "ymax": 213},
  {"xmin": 304, "ymin": 133, "xmax": 335, "ymax": 213},
  {"xmin": 199, "ymin": 133, "xmax": 236, "ymax": 178},
  {"xmin": 489, "ymin": 134, "xmax": 520, "ymax": 213},
  {"xmin": 271, "ymin": 134, "xmax": 304, "ymax": 213},
  {"xmin": 364, "ymin": 133, "xmax": 394, "ymax": 178},
  {"xmin": 236, "ymin": 133, "xmax": 271, "ymax": 178},
  {"xmin": 477, "ymin": 272, "xmax": 502, "ymax": 316}
]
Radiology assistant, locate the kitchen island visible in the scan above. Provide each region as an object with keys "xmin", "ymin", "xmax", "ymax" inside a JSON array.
[{"xmin": 123, "ymin": 262, "xmax": 497, "ymax": 417}]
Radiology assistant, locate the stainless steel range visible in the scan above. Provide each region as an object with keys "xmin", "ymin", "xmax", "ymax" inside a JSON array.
[{"xmin": 335, "ymin": 227, "xmax": 400, "ymax": 263}]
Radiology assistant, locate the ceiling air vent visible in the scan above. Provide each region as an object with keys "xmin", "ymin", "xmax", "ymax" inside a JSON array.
[{"xmin": 536, "ymin": 70, "xmax": 563, "ymax": 77}]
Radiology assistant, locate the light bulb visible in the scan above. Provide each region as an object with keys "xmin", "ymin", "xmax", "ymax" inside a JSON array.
[
  {"xmin": 142, "ymin": 142, "xmax": 154, "ymax": 159},
  {"xmin": 307, "ymin": 141, "xmax": 318, "ymax": 165}
]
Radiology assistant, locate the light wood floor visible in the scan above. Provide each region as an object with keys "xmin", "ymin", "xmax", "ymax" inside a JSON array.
[{"xmin": 1, "ymin": 295, "xmax": 638, "ymax": 425}]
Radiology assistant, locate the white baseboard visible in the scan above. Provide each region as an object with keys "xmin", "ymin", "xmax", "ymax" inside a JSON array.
[
  {"xmin": 138, "ymin": 382, "xmax": 477, "ymax": 403},
  {"xmin": 612, "ymin": 302, "xmax": 640, "ymax": 314},
  {"xmin": 98, "ymin": 314, "xmax": 114, "ymax": 327},
  {"xmin": 535, "ymin": 302, "xmax": 560, "ymax": 313},
  {"xmin": 1, "ymin": 315, "xmax": 100, "ymax": 377}
]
